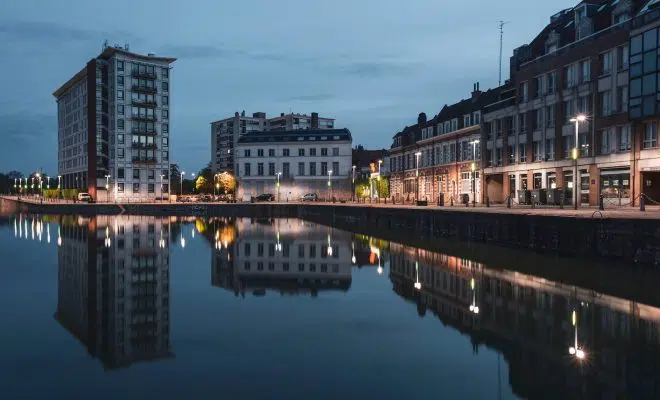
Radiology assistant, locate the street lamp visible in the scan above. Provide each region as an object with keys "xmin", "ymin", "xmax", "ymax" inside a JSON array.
[
  {"xmin": 160, "ymin": 174, "xmax": 164, "ymax": 203},
  {"xmin": 569, "ymin": 114, "xmax": 586, "ymax": 210},
  {"xmin": 105, "ymin": 175, "xmax": 111, "ymax": 203},
  {"xmin": 57, "ymin": 175, "xmax": 62, "ymax": 190},
  {"xmin": 327, "ymin": 170, "xmax": 333, "ymax": 201},
  {"xmin": 470, "ymin": 139, "xmax": 480, "ymax": 207},
  {"xmin": 180, "ymin": 171, "xmax": 185, "ymax": 196},
  {"xmin": 351, "ymin": 165, "xmax": 356, "ymax": 202},
  {"xmin": 276, "ymin": 172, "xmax": 282, "ymax": 202},
  {"xmin": 46, "ymin": 176, "xmax": 51, "ymax": 190},
  {"xmin": 415, "ymin": 152, "xmax": 422, "ymax": 201}
]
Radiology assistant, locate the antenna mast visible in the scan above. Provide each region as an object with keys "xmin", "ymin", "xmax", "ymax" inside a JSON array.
[{"xmin": 498, "ymin": 20, "xmax": 510, "ymax": 86}]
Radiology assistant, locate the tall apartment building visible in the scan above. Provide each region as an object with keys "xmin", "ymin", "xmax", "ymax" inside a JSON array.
[
  {"xmin": 53, "ymin": 44, "xmax": 176, "ymax": 201},
  {"xmin": 210, "ymin": 111, "xmax": 335, "ymax": 174},
  {"xmin": 55, "ymin": 215, "xmax": 172, "ymax": 369},
  {"xmin": 482, "ymin": 0, "xmax": 647, "ymax": 206}
]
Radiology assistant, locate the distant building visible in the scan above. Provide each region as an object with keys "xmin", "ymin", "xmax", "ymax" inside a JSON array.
[
  {"xmin": 210, "ymin": 111, "xmax": 335, "ymax": 175},
  {"xmin": 352, "ymin": 146, "xmax": 387, "ymax": 180},
  {"xmin": 53, "ymin": 44, "xmax": 176, "ymax": 201},
  {"xmin": 234, "ymin": 128, "xmax": 353, "ymax": 200}
]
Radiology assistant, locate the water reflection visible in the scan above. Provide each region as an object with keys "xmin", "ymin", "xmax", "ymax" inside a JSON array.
[{"xmin": 6, "ymin": 214, "xmax": 660, "ymax": 398}]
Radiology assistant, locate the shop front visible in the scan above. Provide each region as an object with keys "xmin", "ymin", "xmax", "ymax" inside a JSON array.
[{"xmin": 600, "ymin": 168, "xmax": 631, "ymax": 206}]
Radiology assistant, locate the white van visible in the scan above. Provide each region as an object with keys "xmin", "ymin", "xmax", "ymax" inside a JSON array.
[{"xmin": 77, "ymin": 192, "xmax": 92, "ymax": 202}]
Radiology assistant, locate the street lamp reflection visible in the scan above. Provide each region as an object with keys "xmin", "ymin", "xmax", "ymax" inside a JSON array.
[
  {"xmin": 414, "ymin": 261, "xmax": 422, "ymax": 290},
  {"xmin": 568, "ymin": 309, "xmax": 586, "ymax": 360}
]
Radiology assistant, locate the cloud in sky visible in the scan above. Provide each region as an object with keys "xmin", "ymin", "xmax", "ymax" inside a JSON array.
[{"xmin": 0, "ymin": 0, "xmax": 580, "ymax": 174}]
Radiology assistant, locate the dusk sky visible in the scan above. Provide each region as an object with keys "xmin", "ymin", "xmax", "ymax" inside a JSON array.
[{"xmin": 1, "ymin": 0, "xmax": 578, "ymax": 175}]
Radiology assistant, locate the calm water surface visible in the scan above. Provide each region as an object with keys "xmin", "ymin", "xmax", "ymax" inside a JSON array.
[{"xmin": 0, "ymin": 214, "xmax": 658, "ymax": 399}]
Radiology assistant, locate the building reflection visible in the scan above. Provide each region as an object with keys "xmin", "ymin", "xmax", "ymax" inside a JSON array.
[
  {"xmin": 49, "ymin": 214, "xmax": 173, "ymax": 370},
  {"xmin": 387, "ymin": 243, "xmax": 660, "ymax": 399},
  {"xmin": 207, "ymin": 218, "xmax": 354, "ymax": 297}
]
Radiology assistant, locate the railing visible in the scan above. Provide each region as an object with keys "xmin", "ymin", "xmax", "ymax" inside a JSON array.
[
  {"xmin": 131, "ymin": 115, "xmax": 157, "ymax": 122},
  {"xmin": 131, "ymin": 143, "xmax": 157, "ymax": 149},
  {"xmin": 131, "ymin": 70, "xmax": 157, "ymax": 79},
  {"xmin": 131, "ymin": 129, "xmax": 157, "ymax": 135},
  {"xmin": 131, "ymin": 100, "xmax": 158, "ymax": 108},
  {"xmin": 632, "ymin": 8, "xmax": 660, "ymax": 30},
  {"xmin": 132, "ymin": 85, "xmax": 157, "ymax": 93},
  {"xmin": 132, "ymin": 157, "xmax": 157, "ymax": 163}
]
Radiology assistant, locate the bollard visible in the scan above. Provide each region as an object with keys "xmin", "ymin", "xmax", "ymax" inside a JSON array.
[
  {"xmin": 450, "ymin": 197, "xmax": 453, "ymax": 207},
  {"xmin": 486, "ymin": 196, "xmax": 490, "ymax": 208},
  {"xmin": 506, "ymin": 196, "xmax": 511, "ymax": 209},
  {"xmin": 599, "ymin": 194, "xmax": 604, "ymax": 211},
  {"xmin": 641, "ymin": 195, "xmax": 646, "ymax": 212}
]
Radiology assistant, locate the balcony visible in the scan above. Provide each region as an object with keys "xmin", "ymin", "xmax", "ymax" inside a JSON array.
[
  {"xmin": 132, "ymin": 100, "xmax": 158, "ymax": 108},
  {"xmin": 132, "ymin": 85, "xmax": 157, "ymax": 94},
  {"xmin": 131, "ymin": 69, "xmax": 157, "ymax": 79},
  {"xmin": 131, "ymin": 128, "xmax": 157, "ymax": 136},
  {"xmin": 132, "ymin": 157, "xmax": 157, "ymax": 164},
  {"xmin": 131, "ymin": 143, "xmax": 158, "ymax": 150},
  {"xmin": 131, "ymin": 114, "xmax": 157, "ymax": 122}
]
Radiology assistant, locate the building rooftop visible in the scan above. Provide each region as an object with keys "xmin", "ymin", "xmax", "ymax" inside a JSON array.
[{"xmin": 237, "ymin": 128, "xmax": 352, "ymax": 144}]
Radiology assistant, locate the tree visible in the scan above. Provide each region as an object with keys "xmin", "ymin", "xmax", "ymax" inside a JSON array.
[
  {"xmin": 198, "ymin": 162, "xmax": 213, "ymax": 183},
  {"xmin": 195, "ymin": 176, "xmax": 210, "ymax": 192},
  {"xmin": 170, "ymin": 163, "xmax": 182, "ymax": 194},
  {"xmin": 217, "ymin": 172, "xmax": 236, "ymax": 194},
  {"xmin": 376, "ymin": 177, "xmax": 390, "ymax": 198}
]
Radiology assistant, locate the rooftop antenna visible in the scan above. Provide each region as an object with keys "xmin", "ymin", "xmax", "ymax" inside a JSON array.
[
  {"xmin": 498, "ymin": 20, "xmax": 510, "ymax": 86},
  {"xmin": 102, "ymin": 39, "xmax": 108, "ymax": 51}
]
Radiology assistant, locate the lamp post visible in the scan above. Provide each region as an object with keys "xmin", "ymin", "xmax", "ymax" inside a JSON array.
[
  {"xmin": 568, "ymin": 309, "xmax": 586, "ymax": 360},
  {"xmin": 160, "ymin": 174, "xmax": 164, "ymax": 203},
  {"xmin": 415, "ymin": 151, "xmax": 422, "ymax": 202},
  {"xmin": 180, "ymin": 171, "xmax": 185, "ymax": 196},
  {"xmin": 569, "ymin": 114, "xmax": 586, "ymax": 210},
  {"xmin": 57, "ymin": 175, "xmax": 62, "ymax": 190},
  {"xmin": 46, "ymin": 176, "xmax": 51, "ymax": 190},
  {"xmin": 327, "ymin": 170, "xmax": 333, "ymax": 201},
  {"xmin": 470, "ymin": 139, "xmax": 480, "ymax": 207},
  {"xmin": 276, "ymin": 172, "xmax": 282, "ymax": 202},
  {"xmin": 14, "ymin": 178, "xmax": 17, "ymax": 195},
  {"xmin": 351, "ymin": 165, "xmax": 356, "ymax": 202},
  {"xmin": 105, "ymin": 175, "xmax": 111, "ymax": 203}
]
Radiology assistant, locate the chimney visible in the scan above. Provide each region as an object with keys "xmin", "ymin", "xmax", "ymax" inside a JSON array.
[
  {"xmin": 471, "ymin": 82, "xmax": 481, "ymax": 101},
  {"xmin": 281, "ymin": 112, "xmax": 285, "ymax": 117}
]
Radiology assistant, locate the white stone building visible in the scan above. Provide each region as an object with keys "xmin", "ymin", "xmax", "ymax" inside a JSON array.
[
  {"xmin": 234, "ymin": 128, "xmax": 353, "ymax": 200},
  {"xmin": 53, "ymin": 44, "xmax": 176, "ymax": 202}
]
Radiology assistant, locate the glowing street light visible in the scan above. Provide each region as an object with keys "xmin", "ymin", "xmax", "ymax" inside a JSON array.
[
  {"xmin": 415, "ymin": 151, "xmax": 422, "ymax": 201},
  {"xmin": 276, "ymin": 172, "xmax": 282, "ymax": 202},
  {"xmin": 469, "ymin": 277, "xmax": 479, "ymax": 314},
  {"xmin": 351, "ymin": 241, "xmax": 356, "ymax": 264},
  {"xmin": 470, "ymin": 139, "xmax": 480, "ymax": 207},
  {"xmin": 569, "ymin": 114, "xmax": 587, "ymax": 210},
  {"xmin": 568, "ymin": 309, "xmax": 586, "ymax": 360},
  {"xmin": 414, "ymin": 261, "xmax": 422, "ymax": 290},
  {"xmin": 327, "ymin": 170, "xmax": 333, "ymax": 201}
]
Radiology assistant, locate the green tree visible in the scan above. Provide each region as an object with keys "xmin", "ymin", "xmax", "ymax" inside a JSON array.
[
  {"xmin": 218, "ymin": 172, "xmax": 236, "ymax": 194},
  {"xmin": 376, "ymin": 177, "xmax": 390, "ymax": 198},
  {"xmin": 170, "ymin": 163, "xmax": 182, "ymax": 193},
  {"xmin": 195, "ymin": 176, "xmax": 210, "ymax": 192}
]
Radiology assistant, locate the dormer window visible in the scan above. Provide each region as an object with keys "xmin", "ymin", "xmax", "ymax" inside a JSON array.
[
  {"xmin": 463, "ymin": 114, "xmax": 471, "ymax": 127},
  {"xmin": 451, "ymin": 119, "xmax": 458, "ymax": 131},
  {"xmin": 438, "ymin": 123, "xmax": 444, "ymax": 135},
  {"xmin": 473, "ymin": 111, "xmax": 481, "ymax": 125},
  {"xmin": 575, "ymin": 5, "xmax": 586, "ymax": 23}
]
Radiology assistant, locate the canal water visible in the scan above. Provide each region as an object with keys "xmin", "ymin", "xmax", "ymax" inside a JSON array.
[{"xmin": 0, "ymin": 214, "xmax": 658, "ymax": 399}]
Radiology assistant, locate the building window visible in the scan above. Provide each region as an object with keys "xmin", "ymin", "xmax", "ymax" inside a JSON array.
[
  {"xmin": 117, "ymin": 75, "xmax": 124, "ymax": 86},
  {"xmin": 118, "ymin": 148, "xmax": 125, "ymax": 159},
  {"xmin": 117, "ymin": 119, "xmax": 124, "ymax": 130},
  {"xmin": 533, "ymin": 141, "xmax": 542, "ymax": 161},
  {"xmin": 321, "ymin": 148, "xmax": 328, "ymax": 156},
  {"xmin": 133, "ymin": 169, "xmax": 140, "ymax": 180},
  {"xmin": 283, "ymin": 162, "xmax": 290, "ymax": 177},
  {"xmin": 310, "ymin": 148, "xmax": 317, "ymax": 156},
  {"xmin": 162, "ymin": 151, "xmax": 169, "ymax": 161},
  {"xmin": 162, "ymin": 123, "xmax": 169, "ymax": 133},
  {"xmin": 117, "ymin": 60, "xmax": 124, "ymax": 71},
  {"xmin": 257, "ymin": 163, "xmax": 264, "ymax": 176},
  {"xmin": 162, "ymin": 169, "xmax": 169, "ymax": 179},
  {"xmin": 268, "ymin": 149, "xmax": 275, "ymax": 157},
  {"xmin": 619, "ymin": 125, "xmax": 631, "ymax": 151},
  {"xmin": 117, "ymin": 133, "xmax": 124, "ymax": 144},
  {"xmin": 298, "ymin": 162, "xmax": 304, "ymax": 176},
  {"xmin": 299, "ymin": 148, "xmax": 305, "ymax": 157},
  {"xmin": 162, "ymin": 67, "xmax": 169, "ymax": 78},
  {"xmin": 617, "ymin": 86, "xmax": 628, "ymax": 113},
  {"xmin": 162, "ymin": 137, "xmax": 169, "ymax": 146},
  {"xmin": 600, "ymin": 128, "xmax": 617, "ymax": 155},
  {"xmin": 520, "ymin": 81, "xmax": 529, "ymax": 102},
  {"xmin": 283, "ymin": 148, "xmax": 290, "ymax": 157},
  {"xmin": 321, "ymin": 162, "xmax": 328, "ymax": 175},
  {"xmin": 162, "ymin": 110, "xmax": 168, "ymax": 119},
  {"xmin": 332, "ymin": 147, "xmax": 339, "ymax": 156},
  {"xmin": 118, "ymin": 168, "xmax": 125, "ymax": 179},
  {"xmin": 268, "ymin": 162, "xmax": 275, "ymax": 176},
  {"xmin": 600, "ymin": 51, "xmax": 612, "ymax": 75},
  {"xmin": 117, "ymin": 183, "xmax": 125, "ymax": 192},
  {"xmin": 118, "ymin": 90, "xmax": 124, "ymax": 100},
  {"xmin": 545, "ymin": 139, "xmax": 555, "ymax": 160},
  {"xmin": 644, "ymin": 122, "xmax": 657, "ymax": 148},
  {"xmin": 257, "ymin": 149, "xmax": 264, "ymax": 157},
  {"xmin": 309, "ymin": 162, "xmax": 316, "ymax": 176},
  {"xmin": 519, "ymin": 143, "xmax": 526, "ymax": 163},
  {"xmin": 464, "ymin": 114, "xmax": 471, "ymax": 127},
  {"xmin": 162, "ymin": 82, "xmax": 169, "ymax": 91},
  {"xmin": 133, "ymin": 183, "xmax": 140, "ymax": 193},
  {"xmin": 451, "ymin": 119, "xmax": 458, "ymax": 131},
  {"xmin": 332, "ymin": 162, "xmax": 339, "ymax": 175},
  {"xmin": 117, "ymin": 105, "xmax": 124, "ymax": 116},
  {"xmin": 244, "ymin": 163, "xmax": 251, "ymax": 176},
  {"xmin": 162, "ymin": 96, "xmax": 168, "ymax": 105},
  {"xmin": 473, "ymin": 111, "xmax": 481, "ymax": 125},
  {"xmin": 148, "ymin": 184, "xmax": 155, "ymax": 193},
  {"xmin": 244, "ymin": 149, "xmax": 251, "ymax": 157},
  {"xmin": 534, "ymin": 76, "xmax": 543, "ymax": 98},
  {"xmin": 600, "ymin": 91, "xmax": 612, "ymax": 116},
  {"xmin": 148, "ymin": 170, "xmax": 155, "ymax": 180},
  {"xmin": 618, "ymin": 44, "xmax": 629, "ymax": 70},
  {"xmin": 547, "ymin": 71, "xmax": 556, "ymax": 94},
  {"xmin": 580, "ymin": 59, "xmax": 590, "ymax": 82}
]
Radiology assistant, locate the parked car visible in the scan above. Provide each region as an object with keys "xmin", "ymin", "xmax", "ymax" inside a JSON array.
[
  {"xmin": 77, "ymin": 192, "xmax": 92, "ymax": 202},
  {"xmin": 301, "ymin": 193, "xmax": 318, "ymax": 202},
  {"xmin": 254, "ymin": 193, "xmax": 275, "ymax": 202}
]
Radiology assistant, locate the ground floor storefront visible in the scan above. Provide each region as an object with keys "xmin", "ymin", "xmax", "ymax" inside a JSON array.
[
  {"xmin": 237, "ymin": 178, "xmax": 351, "ymax": 201},
  {"xmin": 389, "ymin": 163, "xmax": 482, "ymax": 204}
]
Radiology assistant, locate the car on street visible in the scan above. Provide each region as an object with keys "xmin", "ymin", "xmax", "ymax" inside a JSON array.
[
  {"xmin": 77, "ymin": 192, "xmax": 92, "ymax": 202},
  {"xmin": 254, "ymin": 194, "xmax": 275, "ymax": 202},
  {"xmin": 301, "ymin": 193, "xmax": 318, "ymax": 202}
]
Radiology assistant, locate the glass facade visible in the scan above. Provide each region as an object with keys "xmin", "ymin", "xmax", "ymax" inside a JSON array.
[{"xmin": 630, "ymin": 27, "xmax": 660, "ymax": 118}]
